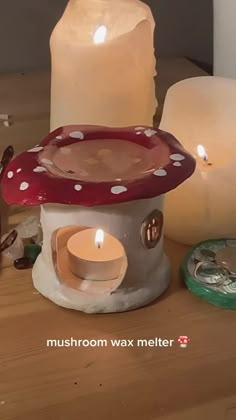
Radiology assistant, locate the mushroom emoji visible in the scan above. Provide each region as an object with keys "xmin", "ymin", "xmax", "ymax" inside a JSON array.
[
  {"xmin": 178, "ymin": 336, "xmax": 191, "ymax": 348},
  {"xmin": 2, "ymin": 125, "xmax": 196, "ymax": 314}
]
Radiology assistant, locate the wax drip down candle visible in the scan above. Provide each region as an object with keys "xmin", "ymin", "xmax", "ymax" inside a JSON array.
[{"xmin": 50, "ymin": 0, "xmax": 157, "ymax": 130}]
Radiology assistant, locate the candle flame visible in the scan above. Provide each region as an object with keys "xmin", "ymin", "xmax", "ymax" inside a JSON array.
[
  {"xmin": 93, "ymin": 25, "xmax": 107, "ymax": 44},
  {"xmin": 197, "ymin": 145, "xmax": 208, "ymax": 162},
  {"xmin": 95, "ymin": 229, "xmax": 105, "ymax": 249}
]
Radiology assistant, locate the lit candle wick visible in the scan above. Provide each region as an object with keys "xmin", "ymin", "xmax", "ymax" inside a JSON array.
[
  {"xmin": 93, "ymin": 25, "xmax": 107, "ymax": 45},
  {"xmin": 197, "ymin": 145, "xmax": 212, "ymax": 166},
  {"xmin": 95, "ymin": 229, "xmax": 105, "ymax": 249}
]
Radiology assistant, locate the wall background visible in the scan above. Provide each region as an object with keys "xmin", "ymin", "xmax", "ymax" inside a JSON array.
[{"xmin": 0, "ymin": 0, "xmax": 213, "ymax": 72}]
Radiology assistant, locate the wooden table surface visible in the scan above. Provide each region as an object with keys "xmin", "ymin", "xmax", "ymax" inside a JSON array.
[{"xmin": 1, "ymin": 59, "xmax": 236, "ymax": 420}]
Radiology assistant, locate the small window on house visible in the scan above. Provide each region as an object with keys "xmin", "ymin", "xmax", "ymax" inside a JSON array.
[{"xmin": 141, "ymin": 210, "xmax": 163, "ymax": 249}]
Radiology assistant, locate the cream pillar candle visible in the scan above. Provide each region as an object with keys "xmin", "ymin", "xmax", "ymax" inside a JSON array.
[
  {"xmin": 160, "ymin": 76, "xmax": 236, "ymax": 245},
  {"xmin": 50, "ymin": 0, "xmax": 157, "ymax": 130},
  {"xmin": 67, "ymin": 228, "xmax": 125, "ymax": 281}
]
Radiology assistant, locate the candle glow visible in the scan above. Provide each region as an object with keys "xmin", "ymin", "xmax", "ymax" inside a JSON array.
[
  {"xmin": 93, "ymin": 25, "xmax": 107, "ymax": 45},
  {"xmin": 197, "ymin": 145, "xmax": 208, "ymax": 162},
  {"xmin": 95, "ymin": 229, "xmax": 105, "ymax": 249}
]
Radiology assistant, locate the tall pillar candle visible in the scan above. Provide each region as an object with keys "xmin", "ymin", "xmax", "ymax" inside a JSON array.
[{"xmin": 50, "ymin": 0, "xmax": 157, "ymax": 130}]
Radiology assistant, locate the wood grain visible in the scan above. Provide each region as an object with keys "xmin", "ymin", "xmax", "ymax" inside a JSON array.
[{"xmin": 1, "ymin": 59, "xmax": 236, "ymax": 420}]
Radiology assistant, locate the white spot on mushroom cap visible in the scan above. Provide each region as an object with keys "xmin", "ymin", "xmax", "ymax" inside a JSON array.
[
  {"xmin": 135, "ymin": 127, "xmax": 145, "ymax": 131},
  {"xmin": 41, "ymin": 158, "xmax": 53, "ymax": 165},
  {"xmin": 27, "ymin": 146, "xmax": 44, "ymax": 153},
  {"xmin": 56, "ymin": 135, "xmax": 63, "ymax": 140},
  {"xmin": 111, "ymin": 186, "xmax": 127, "ymax": 195},
  {"xmin": 69, "ymin": 131, "xmax": 84, "ymax": 140},
  {"xmin": 144, "ymin": 129, "xmax": 157, "ymax": 138},
  {"xmin": 173, "ymin": 162, "xmax": 182, "ymax": 167},
  {"xmin": 20, "ymin": 182, "xmax": 29, "ymax": 191},
  {"xmin": 37, "ymin": 195, "xmax": 45, "ymax": 201},
  {"xmin": 7, "ymin": 171, "xmax": 14, "ymax": 179},
  {"xmin": 153, "ymin": 169, "xmax": 167, "ymax": 177},
  {"xmin": 33, "ymin": 166, "xmax": 47, "ymax": 173},
  {"xmin": 74, "ymin": 184, "xmax": 83, "ymax": 192},
  {"xmin": 136, "ymin": 131, "xmax": 142, "ymax": 135},
  {"xmin": 16, "ymin": 168, "xmax": 22, "ymax": 173},
  {"xmin": 170, "ymin": 154, "xmax": 185, "ymax": 161}
]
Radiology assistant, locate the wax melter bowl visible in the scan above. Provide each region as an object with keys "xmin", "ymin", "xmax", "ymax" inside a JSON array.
[{"xmin": 2, "ymin": 125, "xmax": 195, "ymax": 313}]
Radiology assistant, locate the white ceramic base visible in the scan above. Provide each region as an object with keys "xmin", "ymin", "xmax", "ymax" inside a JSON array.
[{"xmin": 32, "ymin": 254, "xmax": 171, "ymax": 314}]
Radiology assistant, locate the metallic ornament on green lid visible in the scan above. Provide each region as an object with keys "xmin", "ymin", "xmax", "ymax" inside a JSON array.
[{"xmin": 181, "ymin": 238, "xmax": 236, "ymax": 310}]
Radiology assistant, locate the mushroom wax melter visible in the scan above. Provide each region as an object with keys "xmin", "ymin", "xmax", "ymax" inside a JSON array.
[
  {"xmin": 160, "ymin": 77, "xmax": 236, "ymax": 245},
  {"xmin": 2, "ymin": 125, "xmax": 195, "ymax": 313},
  {"xmin": 178, "ymin": 336, "xmax": 190, "ymax": 348},
  {"xmin": 50, "ymin": 0, "xmax": 157, "ymax": 129}
]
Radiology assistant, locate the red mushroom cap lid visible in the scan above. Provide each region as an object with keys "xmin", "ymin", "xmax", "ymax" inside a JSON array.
[{"xmin": 2, "ymin": 125, "xmax": 196, "ymax": 207}]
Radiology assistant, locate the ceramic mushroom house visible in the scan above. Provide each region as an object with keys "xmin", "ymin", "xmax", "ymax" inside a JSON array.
[{"xmin": 2, "ymin": 125, "xmax": 195, "ymax": 313}]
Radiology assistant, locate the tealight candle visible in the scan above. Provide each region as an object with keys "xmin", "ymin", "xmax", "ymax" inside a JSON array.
[
  {"xmin": 67, "ymin": 228, "xmax": 125, "ymax": 281},
  {"xmin": 160, "ymin": 76, "xmax": 236, "ymax": 245}
]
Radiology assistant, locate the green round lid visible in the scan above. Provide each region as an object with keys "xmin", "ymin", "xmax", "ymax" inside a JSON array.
[{"xmin": 181, "ymin": 239, "xmax": 236, "ymax": 310}]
